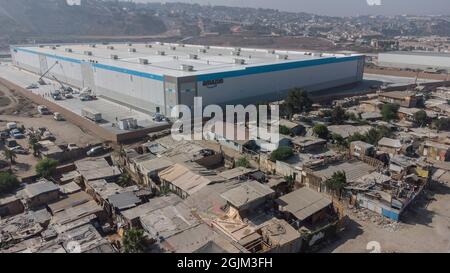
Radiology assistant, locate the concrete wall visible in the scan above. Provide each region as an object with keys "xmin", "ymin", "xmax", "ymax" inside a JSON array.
[{"xmin": 378, "ymin": 53, "xmax": 450, "ymax": 70}]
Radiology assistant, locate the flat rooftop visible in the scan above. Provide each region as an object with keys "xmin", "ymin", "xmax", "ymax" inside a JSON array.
[{"xmin": 12, "ymin": 43, "xmax": 362, "ymax": 78}]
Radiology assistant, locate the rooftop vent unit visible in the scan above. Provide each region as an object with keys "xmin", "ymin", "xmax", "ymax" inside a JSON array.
[
  {"xmin": 51, "ymin": 46, "xmax": 56, "ymax": 50},
  {"xmin": 267, "ymin": 49, "xmax": 275, "ymax": 54},
  {"xmin": 55, "ymin": 45, "xmax": 61, "ymax": 47},
  {"xmin": 180, "ymin": 64, "xmax": 194, "ymax": 72},
  {"xmin": 179, "ymin": 44, "xmax": 185, "ymax": 47},
  {"xmin": 84, "ymin": 51, "xmax": 93, "ymax": 56},
  {"xmin": 128, "ymin": 48, "xmax": 136, "ymax": 53},
  {"xmin": 234, "ymin": 58, "xmax": 245, "ymax": 65},
  {"xmin": 312, "ymin": 52, "xmax": 322, "ymax": 57},
  {"xmin": 39, "ymin": 45, "xmax": 44, "ymax": 48},
  {"xmin": 304, "ymin": 52, "xmax": 312, "ymax": 56},
  {"xmin": 65, "ymin": 48, "xmax": 73, "ymax": 53},
  {"xmin": 276, "ymin": 54, "xmax": 288, "ymax": 60},
  {"xmin": 128, "ymin": 43, "xmax": 133, "ymax": 46},
  {"xmin": 231, "ymin": 51, "xmax": 241, "ymax": 56},
  {"xmin": 145, "ymin": 44, "xmax": 153, "ymax": 48},
  {"xmin": 139, "ymin": 58, "xmax": 149, "ymax": 65},
  {"xmin": 204, "ymin": 46, "xmax": 210, "ymax": 49},
  {"xmin": 107, "ymin": 46, "xmax": 115, "ymax": 50},
  {"xmin": 110, "ymin": 54, "xmax": 119, "ymax": 60},
  {"xmin": 157, "ymin": 51, "xmax": 165, "ymax": 56},
  {"xmin": 189, "ymin": 54, "xmax": 198, "ymax": 60},
  {"xmin": 198, "ymin": 49, "xmax": 207, "ymax": 53},
  {"xmin": 89, "ymin": 44, "xmax": 96, "ymax": 48},
  {"xmin": 102, "ymin": 42, "xmax": 109, "ymax": 45},
  {"xmin": 169, "ymin": 46, "xmax": 176, "ymax": 50},
  {"xmin": 156, "ymin": 42, "xmax": 164, "ymax": 45}
]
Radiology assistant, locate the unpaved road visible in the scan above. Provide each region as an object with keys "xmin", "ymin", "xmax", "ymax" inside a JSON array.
[
  {"xmin": 320, "ymin": 182, "xmax": 450, "ymax": 253},
  {"xmin": 0, "ymin": 115, "xmax": 101, "ymax": 146}
]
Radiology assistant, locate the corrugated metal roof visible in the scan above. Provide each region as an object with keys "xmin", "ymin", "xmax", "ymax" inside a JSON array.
[{"xmin": 276, "ymin": 187, "xmax": 331, "ymax": 221}]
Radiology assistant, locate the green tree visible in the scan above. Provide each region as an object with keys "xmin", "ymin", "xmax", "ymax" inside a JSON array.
[
  {"xmin": 118, "ymin": 173, "xmax": 132, "ymax": 187},
  {"xmin": 279, "ymin": 125, "xmax": 291, "ymax": 136},
  {"xmin": 313, "ymin": 124, "xmax": 329, "ymax": 139},
  {"xmin": 0, "ymin": 172, "xmax": 20, "ymax": 195},
  {"xmin": 270, "ymin": 146, "xmax": 294, "ymax": 162},
  {"xmin": 236, "ymin": 157, "xmax": 251, "ymax": 168},
  {"xmin": 381, "ymin": 103, "xmax": 399, "ymax": 121},
  {"xmin": 365, "ymin": 128, "xmax": 382, "ymax": 145},
  {"xmin": 413, "ymin": 110, "xmax": 427, "ymax": 127},
  {"xmin": 2, "ymin": 149, "xmax": 17, "ymax": 169},
  {"xmin": 325, "ymin": 171, "xmax": 347, "ymax": 194},
  {"xmin": 434, "ymin": 118, "xmax": 450, "ymax": 131},
  {"xmin": 35, "ymin": 158, "xmax": 58, "ymax": 178},
  {"xmin": 331, "ymin": 106, "xmax": 347, "ymax": 125},
  {"xmin": 283, "ymin": 89, "xmax": 312, "ymax": 117},
  {"xmin": 29, "ymin": 135, "xmax": 40, "ymax": 157},
  {"xmin": 332, "ymin": 133, "xmax": 347, "ymax": 148},
  {"xmin": 123, "ymin": 228, "xmax": 146, "ymax": 253}
]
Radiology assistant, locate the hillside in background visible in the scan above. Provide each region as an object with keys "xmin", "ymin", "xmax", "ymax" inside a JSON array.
[{"xmin": 0, "ymin": 0, "xmax": 167, "ymax": 38}]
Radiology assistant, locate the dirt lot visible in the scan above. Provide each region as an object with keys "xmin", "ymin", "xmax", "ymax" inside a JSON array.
[{"xmin": 320, "ymin": 182, "xmax": 450, "ymax": 253}]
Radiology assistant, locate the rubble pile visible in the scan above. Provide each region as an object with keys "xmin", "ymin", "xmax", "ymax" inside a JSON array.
[{"xmin": 353, "ymin": 208, "xmax": 401, "ymax": 232}]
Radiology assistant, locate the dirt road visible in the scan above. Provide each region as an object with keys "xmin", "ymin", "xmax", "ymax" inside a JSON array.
[{"xmin": 321, "ymin": 182, "xmax": 450, "ymax": 253}]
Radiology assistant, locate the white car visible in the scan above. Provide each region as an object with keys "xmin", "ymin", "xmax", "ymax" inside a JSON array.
[
  {"xmin": 9, "ymin": 146, "xmax": 28, "ymax": 155},
  {"xmin": 67, "ymin": 143, "xmax": 79, "ymax": 151}
]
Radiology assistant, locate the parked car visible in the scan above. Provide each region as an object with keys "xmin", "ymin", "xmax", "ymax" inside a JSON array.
[
  {"xmin": 87, "ymin": 146, "xmax": 106, "ymax": 157},
  {"xmin": 64, "ymin": 93, "xmax": 73, "ymax": 99},
  {"xmin": 38, "ymin": 105, "xmax": 50, "ymax": 115},
  {"xmin": 67, "ymin": 143, "xmax": 79, "ymax": 151},
  {"xmin": 6, "ymin": 122, "xmax": 17, "ymax": 130},
  {"xmin": 5, "ymin": 140, "xmax": 19, "ymax": 148},
  {"xmin": 26, "ymin": 84, "xmax": 38, "ymax": 89},
  {"xmin": 41, "ymin": 131, "xmax": 55, "ymax": 141},
  {"xmin": 12, "ymin": 133, "xmax": 26, "ymax": 139},
  {"xmin": 0, "ymin": 131, "xmax": 9, "ymax": 141},
  {"xmin": 54, "ymin": 112, "xmax": 64, "ymax": 121},
  {"xmin": 9, "ymin": 146, "xmax": 28, "ymax": 155}
]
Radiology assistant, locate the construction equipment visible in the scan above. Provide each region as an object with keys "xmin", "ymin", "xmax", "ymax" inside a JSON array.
[
  {"xmin": 52, "ymin": 75, "xmax": 73, "ymax": 93},
  {"xmin": 38, "ymin": 61, "xmax": 59, "ymax": 85}
]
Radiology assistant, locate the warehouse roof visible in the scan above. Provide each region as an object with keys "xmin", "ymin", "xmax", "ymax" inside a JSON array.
[{"xmin": 13, "ymin": 43, "xmax": 362, "ymax": 79}]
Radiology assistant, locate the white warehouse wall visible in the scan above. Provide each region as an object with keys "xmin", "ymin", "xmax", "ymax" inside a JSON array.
[
  {"xmin": 196, "ymin": 58, "xmax": 362, "ymax": 105},
  {"xmin": 378, "ymin": 53, "xmax": 450, "ymax": 70}
]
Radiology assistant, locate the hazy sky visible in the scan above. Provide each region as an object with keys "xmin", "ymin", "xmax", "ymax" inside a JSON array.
[{"xmin": 132, "ymin": 0, "xmax": 450, "ymax": 16}]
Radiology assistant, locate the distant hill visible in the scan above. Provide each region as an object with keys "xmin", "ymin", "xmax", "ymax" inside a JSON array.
[{"xmin": 0, "ymin": 0, "xmax": 167, "ymax": 38}]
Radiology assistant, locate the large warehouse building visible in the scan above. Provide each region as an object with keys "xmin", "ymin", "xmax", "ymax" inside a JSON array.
[
  {"xmin": 378, "ymin": 51, "xmax": 450, "ymax": 71},
  {"xmin": 11, "ymin": 43, "xmax": 364, "ymax": 115}
]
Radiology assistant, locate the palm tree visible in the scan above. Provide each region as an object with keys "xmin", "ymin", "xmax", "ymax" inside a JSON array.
[
  {"xmin": 3, "ymin": 149, "xmax": 17, "ymax": 169},
  {"xmin": 118, "ymin": 173, "xmax": 132, "ymax": 187},
  {"xmin": 123, "ymin": 228, "xmax": 146, "ymax": 253}
]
